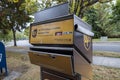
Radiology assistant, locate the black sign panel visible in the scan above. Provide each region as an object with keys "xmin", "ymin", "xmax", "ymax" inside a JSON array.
[{"xmin": 74, "ymin": 31, "xmax": 92, "ymax": 63}]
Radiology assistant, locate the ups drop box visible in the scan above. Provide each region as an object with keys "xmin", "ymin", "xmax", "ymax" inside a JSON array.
[
  {"xmin": 29, "ymin": 15, "xmax": 94, "ymax": 80},
  {"xmin": 28, "ymin": 3, "xmax": 94, "ymax": 80},
  {"xmin": 29, "ymin": 15, "xmax": 94, "ymax": 63}
]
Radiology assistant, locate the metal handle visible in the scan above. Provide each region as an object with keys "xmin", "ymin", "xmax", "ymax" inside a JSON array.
[{"xmin": 49, "ymin": 54, "xmax": 56, "ymax": 59}]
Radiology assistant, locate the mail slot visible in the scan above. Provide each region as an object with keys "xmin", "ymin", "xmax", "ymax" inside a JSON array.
[{"xmin": 28, "ymin": 3, "xmax": 93, "ymax": 80}]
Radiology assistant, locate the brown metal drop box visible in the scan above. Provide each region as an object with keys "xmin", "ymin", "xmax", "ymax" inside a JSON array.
[
  {"xmin": 28, "ymin": 49, "xmax": 92, "ymax": 80},
  {"xmin": 28, "ymin": 3, "xmax": 94, "ymax": 80},
  {"xmin": 29, "ymin": 14, "xmax": 94, "ymax": 63}
]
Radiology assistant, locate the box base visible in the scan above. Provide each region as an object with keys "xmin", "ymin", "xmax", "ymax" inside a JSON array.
[{"xmin": 41, "ymin": 67, "xmax": 81, "ymax": 80}]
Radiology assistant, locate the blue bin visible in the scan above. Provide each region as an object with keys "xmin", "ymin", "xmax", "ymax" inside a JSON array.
[{"xmin": 0, "ymin": 42, "xmax": 8, "ymax": 76}]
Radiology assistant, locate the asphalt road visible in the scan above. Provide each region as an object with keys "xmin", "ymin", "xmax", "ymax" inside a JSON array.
[{"xmin": 93, "ymin": 42, "xmax": 120, "ymax": 52}]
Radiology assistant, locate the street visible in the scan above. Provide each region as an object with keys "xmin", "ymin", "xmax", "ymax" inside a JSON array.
[{"xmin": 93, "ymin": 42, "xmax": 120, "ymax": 52}]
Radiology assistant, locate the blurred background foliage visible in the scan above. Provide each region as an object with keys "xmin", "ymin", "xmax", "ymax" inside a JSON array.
[{"xmin": 0, "ymin": 0, "xmax": 120, "ymax": 45}]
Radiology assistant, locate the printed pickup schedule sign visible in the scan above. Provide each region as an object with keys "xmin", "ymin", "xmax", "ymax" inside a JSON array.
[{"xmin": 30, "ymin": 19, "xmax": 74, "ymax": 45}]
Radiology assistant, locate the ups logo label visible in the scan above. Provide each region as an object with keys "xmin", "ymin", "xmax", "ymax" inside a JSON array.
[
  {"xmin": 84, "ymin": 35, "xmax": 91, "ymax": 50},
  {"xmin": 32, "ymin": 29, "xmax": 37, "ymax": 38}
]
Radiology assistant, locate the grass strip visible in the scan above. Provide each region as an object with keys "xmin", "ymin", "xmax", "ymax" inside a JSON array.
[
  {"xmin": 93, "ymin": 51, "xmax": 120, "ymax": 58},
  {"xmin": 93, "ymin": 65, "xmax": 120, "ymax": 80}
]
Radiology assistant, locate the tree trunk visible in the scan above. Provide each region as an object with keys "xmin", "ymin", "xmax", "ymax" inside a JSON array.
[{"xmin": 12, "ymin": 28, "xmax": 17, "ymax": 46}]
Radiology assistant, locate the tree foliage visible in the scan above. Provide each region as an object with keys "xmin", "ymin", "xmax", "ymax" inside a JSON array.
[
  {"xmin": 83, "ymin": 3, "xmax": 111, "ymax": 38},
  {"xmin": 112, "ymin": 0, "xmax": 120, "ymax": 22},
  {"xmin": 39, "ymin": 0, "xmax": 112, "ymax": 17},
  {"xmin": 0, "ymin": 0, "xmax": 39, "ymax": 46},
  {"xmin": 84, "ymin": 0, "xmax": 120, "ymax": 38},
  {"xmin": 24, "ymin": 27, "xmax": 29, "ymax": 36},
  {"xmin": 83, "ymin": 7, "xmax": 106, "ymax": 38},
  {"xmin": 0, "ymin": 30, "xmax": 13, "ymax": 42},
  {"xmin": 109, "ymin": 0, "xmax": 120, "ymax": 37}
]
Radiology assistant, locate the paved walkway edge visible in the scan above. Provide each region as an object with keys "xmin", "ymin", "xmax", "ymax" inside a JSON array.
[{"xmin": 93, "ymin": 56, "xmax": 120, "ymax": 68}]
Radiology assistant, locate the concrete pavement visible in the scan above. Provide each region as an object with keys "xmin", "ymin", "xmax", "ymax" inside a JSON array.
[
  {"xmin": 93, "ymin": 56, "xmax": 120, "ymax": 68},
  {"xmin": 6, "ymin": 47, "xmax": 29, "ymax": 54},
  {"xmin": 6, "ymin": 40, "xmax": 31, "ymax": 47}
]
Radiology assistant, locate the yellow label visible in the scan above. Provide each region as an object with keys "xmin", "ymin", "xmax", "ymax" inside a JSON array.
[{"xmin": 30, "ymin": 19, "xmax": 74, "ymax": 44}]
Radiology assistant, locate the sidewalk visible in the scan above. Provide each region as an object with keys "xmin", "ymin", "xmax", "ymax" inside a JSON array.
[
  {"xmin": 6, "ymin": 47, "xmax": 29, "ymax": 54},
  {"xmin": 93, "ymin": 56, "xmax": 120, "ymax": 68}
]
